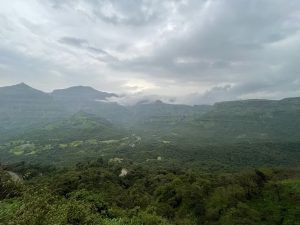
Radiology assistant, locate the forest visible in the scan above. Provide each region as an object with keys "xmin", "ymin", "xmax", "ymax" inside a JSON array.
[{"xmin": 1, "ymin": 160, "xmax": 299, "ymax": 225}]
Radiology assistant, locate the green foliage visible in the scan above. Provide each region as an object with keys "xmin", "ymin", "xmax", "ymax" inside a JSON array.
[
  {"xmin": 0, "ymin": 162, "xmax": 299, "ymax": 225},
  {"xmin": 0, "ymin": 200, "xmax": 20, "ymax": 224},
  {"xmin": 0, "ymin": 169, "xmax": 22, "ymax": 200}
]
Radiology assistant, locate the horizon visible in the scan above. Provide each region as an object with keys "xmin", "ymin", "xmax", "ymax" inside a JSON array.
[
  {"xmin": 1, "ymin": 1, "xmax": 300, "ymax": 104},
  {"xmin": 1, "ymin": 82, "xmax": 299, "ymax": 106}
]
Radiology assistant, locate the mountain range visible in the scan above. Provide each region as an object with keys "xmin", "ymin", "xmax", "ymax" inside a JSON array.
[
  {"xmin": 0, "ymin": 82, "xmax": 299, "ymax": 169},
  {"xmin": 0, "ymin": 83, "xmax": 300, "ymax": 144}
]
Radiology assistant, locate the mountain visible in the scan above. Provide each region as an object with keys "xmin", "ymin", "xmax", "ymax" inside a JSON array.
[
  {"xmin": 51, "ymin": 86, "xmax": 117, "ymax": 102},
  {"xmin": 50, "ymin": 86, "xmax": 128, "ymax": 124},
  {"xmin": 0, "ymin": 83, "xmax": 300, "ymax": 144},
  {"xmin": 0, "ymin": 84, "xmax": 121, "ymax": 142},
  {"xmin": 186, "ymin": 97, "xmax": 300, "ymax": 143},
  {"xmin": 129, "ymin": 100, "xmax": 211, "ymax": 125},
  {"xmin": 0, "ymin": 83, "xmax": 58, "ymax": 138},
  {"xmin": 127, "ymin": 97, "xmax": 300, "ymax": 144},
  {"xmin": 0, "ymin": 83, "xmax": 50, "ymax": 102},
  {"xmin": 213, "ymin": 97, "xmax": 300, "ymax": 112}
]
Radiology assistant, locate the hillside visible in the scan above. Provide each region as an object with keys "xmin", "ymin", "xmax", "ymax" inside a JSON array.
[
  {"xmin": 1, "ymin": 83, "xmax": 300, "ymax": 144},
  {"xmin": 0, "ymin": 84, "xmax": 61, "ymax": 138},
  {"xmin": 51, "ymin": 86, "xmax": 117, "ymax": 102}
]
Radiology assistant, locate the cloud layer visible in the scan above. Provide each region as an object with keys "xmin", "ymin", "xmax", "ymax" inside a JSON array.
[{"xmin": 0, "ymin": 0, "xmax": 300, "ymax": 104}]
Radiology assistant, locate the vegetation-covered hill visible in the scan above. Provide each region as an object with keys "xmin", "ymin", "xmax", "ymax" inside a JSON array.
[
  {"xmin": 51, "ymin": 86, "xmax": 117, "ymax": 102},
  {"xmin": 1, "ymin": 83, "xmax": 300, "ymax": 144}
]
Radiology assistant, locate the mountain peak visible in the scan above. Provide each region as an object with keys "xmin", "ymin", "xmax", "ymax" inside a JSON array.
[
  {"xmin": 59, "ymin": 85, "xmax": 95, "ymax": 91},
  {"xmin": 51, "ymin": 86, "xmax": 117, "ymax": 101},
  {"xmin": 0, "ymin": 83, "xmax": 48, "ymax": 98},
  {"xmin": 3, "ymin": 82, "xmax": 31, "ymax": 89},
  {"xmin": 0, "ymin": 83, "xmax": 50, "ymax": 103},
  {"xmin": 17, "ymin": 82, "xmax": 29, "ymax": 86}
]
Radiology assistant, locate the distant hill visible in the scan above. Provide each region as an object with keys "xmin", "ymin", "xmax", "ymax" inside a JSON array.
[
  {"xmin": 129, "ymin": 100, "xmax": 211, "ymax": 123},
  {"xmin": 0, "ymin": 84, "xmax": 121, "ymax": 142},
  {"xmin": 51, "ymin": 86, "xmax": 117, "ymax": 102},
  {"xmin": 0, "ymin": 83, "xmax": 300, "ymax": 144},
  {"xmin": 201, "ymin": 97, "xmax": 300, "ymax": 142},
  {"xmin": 0, "ymin": 83, "xmax": 58, "ymax": 138},
  {"xmin": 0, "ymin": 83, "xmax": 50, "ymax": 102},
  {"xmin": 21, "ymin": 111, "xmax": 125, "ymax": 143}
]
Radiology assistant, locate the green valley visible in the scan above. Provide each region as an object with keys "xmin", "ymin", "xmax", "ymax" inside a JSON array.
[{"xmin": 0, "ymin": 84, "xmax": 299, "ymax": 224}]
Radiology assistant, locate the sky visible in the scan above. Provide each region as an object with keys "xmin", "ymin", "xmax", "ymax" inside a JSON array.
[{"xmin": 0, "ymin": 0, "xmax": 300, "ymax": 105}]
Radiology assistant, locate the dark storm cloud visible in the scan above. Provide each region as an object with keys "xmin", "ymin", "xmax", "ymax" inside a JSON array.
[
  {"xmin": 58, "ymin": 36, "xmax": 116, "ymax": 61},
  {"xmin": 114, "ymin": 0, "xmax": 300, "ymax": 78},
  {"xmin": 59, "ymin": 37, "xmax": 88, "ymax": 47}
]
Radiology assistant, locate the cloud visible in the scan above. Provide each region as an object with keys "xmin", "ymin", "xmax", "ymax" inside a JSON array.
[
  {"xmin": 0, "ymin": 0, "xmax": 300, "ymax": 104},
  {"xmin": 114, "ymin": 0, "xmax": 300, "ymax": 78},
  {"xmin": 59, "ymin": 37, "xmax": 88, "ymax": 47},
  {"xmin": 58, "ymin": 36, "xmax": 116, "ymax": 61},
  {"xmin": 46, "ymin": 0, "xmax": 181, "ymax": 26}
]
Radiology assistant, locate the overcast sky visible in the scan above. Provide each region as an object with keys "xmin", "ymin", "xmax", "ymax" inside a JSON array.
[{"xmin": 0, "ymin": 0, "xmax": 300, "ymax": 104}]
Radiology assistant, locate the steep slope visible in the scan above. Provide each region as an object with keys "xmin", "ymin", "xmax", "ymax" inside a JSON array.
[
  {"xmin": 0, "ymin": 83, "xmax": 62, "ymax": 140},
  {"xmin": 51, "ymin": 86, "xmax": 130, "ymax": 124},
  {"xmin": 0, "ymin": 83, "xmax": 49, "ymax": 102}
]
